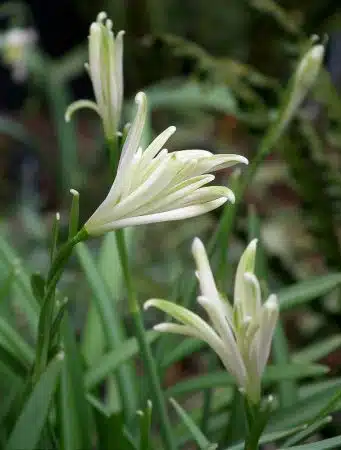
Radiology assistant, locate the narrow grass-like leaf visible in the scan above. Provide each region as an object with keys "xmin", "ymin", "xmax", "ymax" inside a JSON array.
[
  {"xmin": 0, "ymin": 235, "xmax": 38, "ymax": 332},
  {"xmin": 59, "ymin": 314, "xmax": 93, "ymax": 449},
  {"xmin": 0, "ymin": 345, "xmax": 28, "ymax": 379},
  {"xmin": 58, "ymin": 360, "xmax": 82, "ymax": 450},
  {"xmin": 293, "ymin": 335, "xmax": 341, "ymax": 363},
  {"xmin": 166, "ymin": 364, "xmax": 327, "ymax": 397},
  {"xmin": 281, "ymin": 435, "xmax": 341, "ymax": 449},
  {"xmin": 170, "ymin": 398, "xmax": 217, "ymax": 450},
  {"xmin": 282, "ymin": 416, "xmax": 332, "ymax": 448},
  {"xmin": 6, "ymin": 354, "xmax": 63, "ymax": 450},
  {"xmin": 85, "ymin": 331, "xmax": 158, "ymax": 388},
  {"xmin": 0, "ymin": 317, "xmax": 34, "ymax": 367},
  {"xmin": 272, "ymin": 323, "xmax": 298, "ymax": 407},
  {"xmin": 76, "ymin": 242, "xmax": 137, "ymax": 418},
  {"xmin": 278, "ymin": 273, "xmax": 341, "ymax": 310},
  {"xmin": 94, "ymin": 409, "xmax": 136, "ymax": 450},
  {"xmin": 269, "ymin": 382, "xmax": 341, "ymax": 431},
  {"xmin": 160, "ymin": 337, "xmax": 204, "ymax": 369},
  {"xmin": 137, "ymin": 400, "xmax": 152, "ymax": 450},
  {"xmin": 30, "ymin": 273, "xmax": 45, "ymax": 305}
]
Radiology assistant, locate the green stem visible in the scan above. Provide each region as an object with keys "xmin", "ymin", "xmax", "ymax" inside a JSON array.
[
  {"xmin": 32, "ymin": 228, "xmax": 88, "ymax": 383},
  {"xmin": 115, "ymin": 229, "xmax": 175, "ymax": 450}
]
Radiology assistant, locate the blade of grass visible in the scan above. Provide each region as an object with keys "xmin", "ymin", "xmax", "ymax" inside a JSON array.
[
  {"xmin": 76, "ymin": 242, "xmax": 137, "ymax": 420},
  {"xmin": 6, "ymin": 353, "xmax": 63, "ymax": 450}
]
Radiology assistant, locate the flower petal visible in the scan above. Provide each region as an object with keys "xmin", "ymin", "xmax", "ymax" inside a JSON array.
[
  {"xmin": 65, "ymin": 99, "xmax": 100, "ymax": 122},
  {"xmin": 85, "ymin": 198, "xmax": 227, "ymax": 234},
  {"xmin": 234, "ymin": 239, "xmax": 258, "ymax": 317},
  {"xmin": 256, "ymin": 294, "xmax": 279, "ymax": 377}
]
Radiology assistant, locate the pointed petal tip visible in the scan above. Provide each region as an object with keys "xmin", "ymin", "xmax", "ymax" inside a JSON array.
[
  {"xmin": 69, "ymin": 188, "xmax": 79, "ymax": 197},
  {"xmin": 249, "ymin": 238, "xmax": 258, "ymax": 251},
  {"xmin": 153, "ymin": 323, "xmax": 170, "ymax": 332},
  {"xmin": 135, "ymin": 91, "xmax": 147, "ymax": 105},
  {"xmin": 144, "ymin": 299, "xmax": 154, "ymax": 310},
  {"xmin": 240, "ymin": 155, "xmax": 249, "ymax": 165},
  {"xmin": 191, "ymin": 237, "xmax": 205, "ymax": 256},
  {"xmin": 265, "ymin": 294, "xmax": 279, "ymax": 311},
  {"xmin": 116, "ymin": 30, "xmax": 125, "ymax": 39},
  {"xmin": 96, "ymin": 11, "xmax": 107, "ymax": 23}
]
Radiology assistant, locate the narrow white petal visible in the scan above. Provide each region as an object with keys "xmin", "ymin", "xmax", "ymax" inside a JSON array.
[
  {"xmin": 175, "ymin": 186, "xmax": 235, "ymax": 207},
  {"xmin": 141, "ymin": 126, "xmax": 176, "ymax": 165},
  {"xmin": 65, "ymin": 99, "xmax": 100, "ymax": 122},
  {"xmin": 175, "ymin": 150, "xmax": 213, "ymax": 160},
  {"xmin": 181, "ymin": 154, "xmax": 248, "ymax": 177},
  {"xmin": 85, "ymin": 198, "xmax": 227, "ymax": 234},
  {"xmin": 102, "ymin": 92, "xmax": 147, "ymax": 206},
  {"xmin": 197, "ymin": 295, "xmax": 247, "ymax": 387},
  {"xmin": 192, "ymin": 238, "xmax": 220, "ymax": 303},
  {"xmin": 114, "ymin": 30, "xmax": 125, "ymax": 125},
  {"xmin": 243, "ymin": 272, "xmax": 262, "ymax": 317},
  {"xmin": 106, "ymin": 153, "xmax": 171, "ymax": 219},
  {"xmin": 88, "ymin": 23, "xmax": 103, "ymax": 111},
  {"xmin": 256, "ymin": 294, "xmax": 279, "ymax": 377},
  {"xmin": 137, "ymin": 174, "xmax": 215, "ymax": 215},
  {"xmin": 146, "ymin": 300, "xmax": 242, "ymax": 382},
  {"xmin": 234, "ymin": 239, "xmax": 258, "ymax": 317}
]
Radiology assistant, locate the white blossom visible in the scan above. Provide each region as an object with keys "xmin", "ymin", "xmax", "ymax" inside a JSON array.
[
  {"xmin": 0, "ymin": 27, "xmax": 37, "ymax": 82},
  {"xmin": 145, "ymin": 238, "xmax": 279, "ymax": 404},
  {"xmin": 83, "ymin": 92, "xmax": 247, "ymax": 235},
  {"xmin": 65, "ymin": 12, "xmax": 124, "ymax": 141}
]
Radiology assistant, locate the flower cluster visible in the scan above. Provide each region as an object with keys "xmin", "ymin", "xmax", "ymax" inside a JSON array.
[
  {"xmin": 84, "ymin": 91, "xmax": 248, "ymax": 235},
  {"xmin": 145, "ymin": 238, "xmax": 279, "ymax": 404},
  {"xmin": 65, "ymin": 12, "xmax": 124, "ymax": 141}
]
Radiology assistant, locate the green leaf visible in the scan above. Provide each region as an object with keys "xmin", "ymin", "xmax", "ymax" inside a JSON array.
[
  {"xmin": 282, "ymin": 435, "xmax": 341, "ymax": 449},
  {"xmin": 6, "ymin": 354, "xmax": 63, "ymax": 450},
  {"xmin": 94, "ymin": 409, "xmax": 136, "ymax": 450},
  {"xmin": 160, "ymin": 337, "xmax": 205, "ymax": 369},
  {"xmin": 147, "ymin": 80, "xmax": 237, "ymax": 116},
  {"xmin": 85, "ymin": 331, "xmax": 158, "ymax": 389},
  {"xmin": 269, "ymin": 381, "xmax": 341, "ymax": 431},
  {"xmin": 58, "ymin": 314, "xmax": 93, "ymax": 450},
  {"xmin": 293, "ymin": 335, "xmax": 341, "ymax": 363},
  {"xmin": 272, "ymin": 322, "xmax": 298, "ymax": 407},
  {"xmin": 0, "ymin": 317, "xmax": 34, "ymax": 367},
  {"xmin": 0, "ymin": 345, "xmax": 28, "ymax": 379},
  {"xmin": 282, "ymin": 416, "xmax": 332, "ymax": 448},
  {"xmin": 166, "ymin": 364, "xmax": 328, "ymax": 397},
  {"xmin": 138, "ymin": 400, "xmax": 152, "ymax": 450},
  {"xmin": 264, "ymin": 363, "xmax": 328, "ymax": 381},
  {"xmin": 76, "ymin": 242, "xmax": 137, "ymax": 418},
  {"xmin": 278, "ymin": 273, "xmax": 341, "ymax": 311},
  {"xmin": 30, "ymin": 273, "xmax": 45, "ymax": 305},
  {"xmin": 170, "ymin": 398, "xmax": 217, "ymax": 450},
  {"xmin": 0, "ymin": 234, "xmax": 38, "ymax": 333}
]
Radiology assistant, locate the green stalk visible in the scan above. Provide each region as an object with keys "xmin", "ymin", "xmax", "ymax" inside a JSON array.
[
  {"xmin": 32, "ymin": 228, "xmax": 88, "ymax": 383},
  {"xmin": 115, "ymin": 229, "xmax": 175, "ymax": 450}
]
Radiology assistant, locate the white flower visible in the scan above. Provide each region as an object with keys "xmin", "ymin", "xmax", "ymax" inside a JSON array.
[
  {"xmin": 145, "ymin": 238, "xmax": 279, "ymax": 404},
  {"xmin": 65, "ymin": 12, "xmax": 124, "ymax": 141},
  {"xmin": 0, "ymin": 27, "xmax": 37, "ymax": 82},
  {"xmin": 84, "ymin": 92, "xmax": 248, "ymax": 235}
]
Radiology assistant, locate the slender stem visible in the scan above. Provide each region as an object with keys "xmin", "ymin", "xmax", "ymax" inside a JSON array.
[
  {"xmin": 115, "ymin": 229, "xmax": 175, "ymax": 450},
  {"xmin": 32, "ymin": 228, "xmax": 88, "ymax": 383}
]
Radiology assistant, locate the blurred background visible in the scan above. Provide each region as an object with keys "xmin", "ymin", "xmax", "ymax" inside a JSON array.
[{"xmin": 1, "ymin": 0, "xmax": 341, "ymax": 422}]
